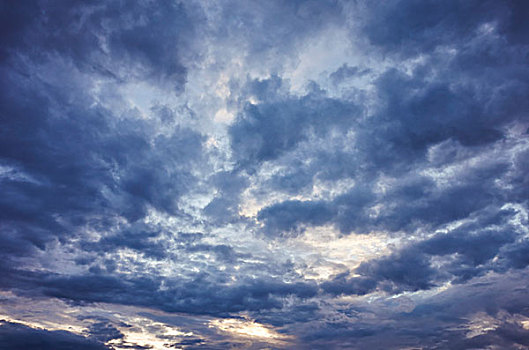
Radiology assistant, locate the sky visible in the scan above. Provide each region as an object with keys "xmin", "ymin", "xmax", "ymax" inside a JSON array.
[{"xmin": 1, "ymin": 0, "xmax": 529, "ymax": 349}]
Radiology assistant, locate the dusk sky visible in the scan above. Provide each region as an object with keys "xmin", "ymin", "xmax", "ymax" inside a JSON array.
[{"xmin": 1, "ymin": 1, "xmax": 529, "ymax": 349}]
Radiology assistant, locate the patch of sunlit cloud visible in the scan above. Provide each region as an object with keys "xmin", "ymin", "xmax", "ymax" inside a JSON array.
[
  {"xmin": 107, "ymin": 316, "xmax": 193, "ymax": 350},
  {"xmin": 209, "ymin": 318, "xmax": 293, "ymax": 345},
  {"xmin": 290, "ymin": 225, "xmax": 395, "ymax": 280}
]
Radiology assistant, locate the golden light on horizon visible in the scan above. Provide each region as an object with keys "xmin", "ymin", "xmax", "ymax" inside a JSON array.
[{"xmin": 209, "ymin": 318, "xmax": 293, "ymax": 343}]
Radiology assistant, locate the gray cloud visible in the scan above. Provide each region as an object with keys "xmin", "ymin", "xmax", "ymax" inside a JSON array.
[{"xmin": 1, "ymin": 0, "xmax": 529, "ymax": 348}]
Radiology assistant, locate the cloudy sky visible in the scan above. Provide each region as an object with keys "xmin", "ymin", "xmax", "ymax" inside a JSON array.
[{"xmin": 1, "ymin": 0, "xmax": 529, "ymax": 349}]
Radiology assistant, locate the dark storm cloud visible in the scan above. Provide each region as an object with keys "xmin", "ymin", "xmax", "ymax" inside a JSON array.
[
  {"xmin": 257, "ymin": 200, "xmax": 335, "ymax": 237},
  {"xmin": 363, "ymin": 0, "xmax": 492, "ymax": 56},
  {"xmin": 0, "ymin": 263, "xmax": 317, "ymax": 317},
  {"xmin": 257, "ymin": 155, "xmax": 509, "ymax": 237},
  {"xmin": 300, "ymin": 270, "xmax": 529, "ymax": 349},
  {"xmin": 253, "ymin": 0, "xmax": 529, "ymax": 235},
  {"xmin": 255, "ymin": 184, "xmax": 374, "ymax": 237},
  {"xmin": 229, "ymin": 77, "xmax": 361, "ymax": 167},
  {"xmin": 254, "ymin": 302, "xmax": 322, "ymax": 328},
  {"xmin": 352, "ymin": 0, "xmax": 529, "ymax": 173},
  {"xmin": 322, "ymin": 206, "xmax": 527, "ymax": 296},
  {"xmin": 0, "ymin": 64, "xmax": 204, "ymax": 258},
  {"xmin": 0, "ymin": 6, "xmax": 212, "ymax": 328},
  {"xmin": 364, "ymin": 0, "xmax": 529, "ymax": 54},
  {"xmin": 86, "ymin": 320, "xmax": 124, "ymax": 343},
  {"xmin": 0, "ymin": 0, "xmax": 199, "ymax": 90},
  {"xmin": 320, "ymin": 273, "xmax": 377, "ymax": 296},
  {"xmin": 497, "ymin": 240, "xmax": 529, "ymax": 271},
  {"xmin": 82, "ymin": 223, "xmax": 167, "ymax": 260},
  {"xmin": 0, "ymin": 320, "xmax": 108, "ymax": 350}
]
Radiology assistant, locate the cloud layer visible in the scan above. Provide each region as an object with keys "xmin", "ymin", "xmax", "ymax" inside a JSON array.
[{"xmin": 1, "ymin": 0, "xmax": 529, "ymax": 348}]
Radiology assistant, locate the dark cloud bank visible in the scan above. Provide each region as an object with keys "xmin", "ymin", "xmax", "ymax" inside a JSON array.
[{"xmin": 1, "ymin": 0, "xmax": 529, "ymax": 349}]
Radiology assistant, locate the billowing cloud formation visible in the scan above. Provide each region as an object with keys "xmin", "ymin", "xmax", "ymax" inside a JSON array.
[
  {"xmin": 1, "ymin": 0, "xmax": 529, "ymax": 349},
  {"xmin": 0, "ymin": 320, "xmax": 108, "ymax": 350}
]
